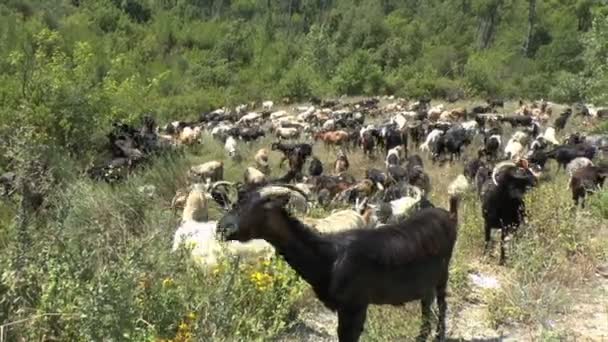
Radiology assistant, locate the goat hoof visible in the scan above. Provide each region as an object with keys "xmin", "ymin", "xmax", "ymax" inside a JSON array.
[{"xmin": 434, "ymin": 334, "xmax": 446, "ymax": 342}]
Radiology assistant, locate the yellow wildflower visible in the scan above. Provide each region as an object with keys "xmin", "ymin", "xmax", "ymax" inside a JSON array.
[
  {"xmin": 187, "ymin": 311, "xmax": 197, "ymax": 320},
  {"xmin": 162, "ymin": 277, "xmax": 175, "ymax": 288},
  {"xmin": 249, "ymin": 271, "xmax": 273, "ymax": 291},
  {"xmin": 178, "ymin": 322, "xmax": 189, "ymax": 331}
]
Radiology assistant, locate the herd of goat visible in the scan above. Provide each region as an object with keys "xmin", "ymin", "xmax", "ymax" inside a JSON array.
[{"xmin": 87, "ymin": 97, "xmax": 607, "ymax": 342}]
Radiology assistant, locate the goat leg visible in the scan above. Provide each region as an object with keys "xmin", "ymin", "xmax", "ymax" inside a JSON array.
[
  {"xmin": 434, "ymin": 284, "xmax": 448, "ymax": 342},
  {"xmin": 484, "ymin": 223, "xmax": 492, "ymax": 255},
  {"xmin": 337, "ymin": 306, "xmax": 368, "ymax": 342},
  {"xmin": 499, "ymin": 227, "xmax": 507, "ymax": 266},
  {"xmin": 416, "ymin": 297, "xmax": 433, "ymax": 342}
]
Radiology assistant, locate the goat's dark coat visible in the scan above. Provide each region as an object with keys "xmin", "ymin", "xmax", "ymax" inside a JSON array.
[
  {"xmin": 218, "ymin": 192, "xmax": 459, "ymax": 342},
  {"xmin": 481, "ymin": 165, "xmax": 536, "ymax": 264},
  {"xmin": 570, "ymin": 166, "xmax": 608, "ymax": 207}
]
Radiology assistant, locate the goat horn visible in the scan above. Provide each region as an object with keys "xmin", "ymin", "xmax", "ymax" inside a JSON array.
[
  {"xmin": 491, "ymin": 161, "xmax": 517, "ymax": 186},
  {"xmin": 265, "ymin": 184, "xmax": 310, "ymax": 202},
  {"xmin": 210, "ymin": 181, "xmax": 235, "ymax": 191}
]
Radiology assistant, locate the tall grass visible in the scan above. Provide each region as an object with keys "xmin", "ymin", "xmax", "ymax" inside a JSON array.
[{"xmin": 0, "ymin": 102, "xmax": 606, "ymax": 340}]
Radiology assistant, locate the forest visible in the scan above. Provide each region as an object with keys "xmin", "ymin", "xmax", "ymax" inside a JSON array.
[
  {"xmin": 0, "ymin": 0, "xmax": 607, "ymax": 341},
  {"xmin": 0, "ymin": 0, "xmax": 607, "ymax": 155}
]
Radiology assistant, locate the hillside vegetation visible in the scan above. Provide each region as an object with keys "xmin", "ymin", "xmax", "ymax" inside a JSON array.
[
  {"xmin": 0, "ymin": 1, "xmax": 608, "ymax": 341},
  {"xmin": 1, "ymin": 0, "xmax": 608, "ymax": 155}
]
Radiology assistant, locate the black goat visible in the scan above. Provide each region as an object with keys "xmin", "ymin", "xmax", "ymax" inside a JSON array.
[
  {"xmin": 554, "ymin": 108, "xmax": 572, "ymax": 132},
  {"xmin": 481, "ymin": 164, "xmax": 537, "ymax": 264},
  {"xmin": 569, "ymin": 165, "xmax": 608, "ymax": 207},
  {"xmin": 383, "ymin": 126, "xmax": 405, "ymax": 154},
  {"xmin": 365, "ymin": 168, "xmax": 388, "ymax": 190},
  {"xmin": 545, "ymin": 144, "xmax": 596, "ymax": 170},
  {"xmin": 238, "ymin": 127, "xmax": 266, "ymax": 141},
  {"xmin": 433, "ymin": 127, "xmax": 470, "ymax": 162},
  {"xmin": 499, "ymin": 115, "xmax": 533, "ymax": 128},
  {"xmin": 218, "ymin": 191, "xmax": 459, "ymax": 342},
  {"xmin": 472, "ymin": 105, "xmax": 493, "ymax": 114},
  {"xmin": 487, "ymin": 98, "xmax": 504, "ymax": 108},
  {"xmin": 408, "ymin": 165, "xmax": 431, "ymax": 195},
  {"xmin": 481, "ymin": 132, "xmax": 501, "ymax": 161},
  {"xmin": 309, "ymin": 157, "xmax": 323, "ymax": 176},
  {"xmin": 272, "ymin": 142, "xmax": 313, "ymax": 169},
  {"xmin": 463, "ymin": 152, "xmax": 486, "ymax": 182},
  {"xmin": 474, "ymin": 165, "xmax": 492, "ymax": 197},
  {"xmin": 360, "ymin": 131, "xmax": 375, "ymax": 157},
  {"xmin": 408, "ymin": 122, "xmax": 427, "ymax": 148}
]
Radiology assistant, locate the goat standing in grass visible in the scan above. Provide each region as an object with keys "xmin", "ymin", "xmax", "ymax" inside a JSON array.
[{"xmin": 218, "ymin": 191, "xmax": 459, "ymax": 342}]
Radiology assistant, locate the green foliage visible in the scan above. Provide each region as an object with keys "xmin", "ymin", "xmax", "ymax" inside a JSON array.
[
  {"xmin": 332, "ymin": 50, "xmax": 384, "ymax": 95},
  {"xmin": 0, "ymin": 0, "xmax": 607, "ymax": 155}
]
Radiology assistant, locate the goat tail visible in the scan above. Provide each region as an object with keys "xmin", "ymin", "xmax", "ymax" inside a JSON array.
[{"xmin": 448, "ymin": 195, "xmax": 460, "ymax": 223}]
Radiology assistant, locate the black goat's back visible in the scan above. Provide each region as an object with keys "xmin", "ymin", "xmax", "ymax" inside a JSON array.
[{"xmin": 347, "ymin": 208, "xmax": 457, "ymax": 267}]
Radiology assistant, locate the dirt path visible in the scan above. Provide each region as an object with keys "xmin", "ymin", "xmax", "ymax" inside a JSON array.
[{"xmin": 277, "ymin": 271, "xmax": 608, "ymax": 342}]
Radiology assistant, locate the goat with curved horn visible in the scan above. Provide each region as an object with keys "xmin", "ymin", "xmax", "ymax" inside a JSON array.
[{"xmin": 491, "ymin": 161, "xmax": 517, "ymax": 185}]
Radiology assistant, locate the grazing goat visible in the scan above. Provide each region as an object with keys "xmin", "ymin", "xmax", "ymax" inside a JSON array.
[
  {"xmin": 334, "ymin": 152, "xmax": 350, "ymax": 174},
  {"xmin": 420, "ymin": 129, "xmax": 444, "ymax": 152},
  {"xmin": 178, "ymin": 126, "xmax": 202, "ymax": 145},
  {"xmin": 372, "ymin": 186, "xmax": 425, "ymax": 223},
  {"xmin": 309, "ymin": 157, "xmax": 323, "ymax": 176},
  {"xmin": 569, "ymin": 165, "xmax": 608, "ymax": 207},
  {"xmin": 463, "ymin": 152, "xmax": 486, "ymax": 182},
  {"xmin": 225, "ymin": 136, "xmax": 238, "ymax": 159},
  {"xmin": 173, "ymin": 182, "xmax": 274, "ymax": 269},
  {"xmin": 385, "ymin": 146, "xmax": 403, "ymax": 168},
  {"xmin": 482, "ymin": 162, "xmax": 537, "ymax": 264},
  {"xmin": 218, "ymin": 190, "xmax": 459, "ymax": 342},
  {"xmin": 262, "ymin": 100, "xmax": 274, "ymax": 111},
  {"xmin": 448, "ymin": 175, "xmax": 470, "ymax": 197},
  {"xmin": 546, "ymin": 144, "xmax": 596, "ymax": 170},
  {"xmin": 554, "ymin": 108, "xmax": 572, "ymax": 131},
  {"xmin": 244, "ymin": 167, "xmax": 267, "ymax": 185},
  {"xmin": 189, "ymin": 161, "xmax": 224, "ymax": 182},
  {"xmin": 566, "ymin": 157, "xmax": 593, "ymax": 178},
  {"xmin": 276, "ymin": 127, "xmax": 301, "ymax": 140},
  {"xmin": 482, "ymin": 134, "xmax": 501, "ymax": 161},
  {"xmin": 254, "ymin": 148, "xmax": 270, "ymax": 174},
  {"xmin": 303, "ymin": 204, "xmax": 376, "ymax": 233},
  {"xmin": 315, "ymin": 130, "xmax": 350, "ymax": 147}
]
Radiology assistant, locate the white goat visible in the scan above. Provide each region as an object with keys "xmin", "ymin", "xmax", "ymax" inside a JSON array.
[
  {"xmin": 244, "ymin": 167, "xmax": 266, "ymax": 185},
  {"xmin": 182, "ymin": 183, "xmax": 210, "ymax": 222},
  {"xmin": 448, "ymin": 174, "xmax": 470, "ymax": 197},
  {"xmin": 172, "ymin": 220, "xmax": 273, "ymax": 268},
  {"xmin": 225, "ymin": 136, "xmax": 238, "ymax": 158},
  {"xmin": 385, "ymin": 146, "xmax": 403, "ymax": 168},
  {"xmin": 420, "ymin": 129, "xmax": 444, "ymax": 152},
  {"xmin": 504, "ymin": 139, "xmax": 525, "ymax": 161},
  {"xmin": 235, "ymin": 104, "xmax": 248, "ymax": 114},
  {"xmin": 237, "ymin": 112, "xmax": 262, "ymax": 125},
  {"xmin": 178, "ymin": 126, "xmax": 202, "ymax": 145},
  {"xmin": 189, "ymin": 161, "xmax": 223, "ymax": 182},
  {"xmin": 302, "ymin": 207, "xmax": 374, "ymax": 234},
  {"xmin": 542, "ymin": 127, "xmax": 560, "ymax": 145},
  {"xmin": 262, "ymin": 100, "xmax": 274, "ymax": 111},
  {"xmin": 275, "ymin": 127, "xmax": 300, "ymax": 139}
]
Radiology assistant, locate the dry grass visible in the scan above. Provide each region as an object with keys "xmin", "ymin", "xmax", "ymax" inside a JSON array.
[{"xmin": 91, "ymin": 99, "xmax": 607, "ymax": 340}]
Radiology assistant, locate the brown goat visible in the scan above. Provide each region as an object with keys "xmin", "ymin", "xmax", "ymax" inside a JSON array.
[
  {"xmin": 315, "ymin": 130, "xmax": 350, "ymax": 146},
  {"xmin": 334, "ymin": 154, "xmax": 350, "ymax": 174},
  {"xmin": 570, "ymin": 165, "xmax": 608, "ymax": 207},
  {"xmin": 218, "ymin": 193, "xmax": 460, "ymax": 342}
]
